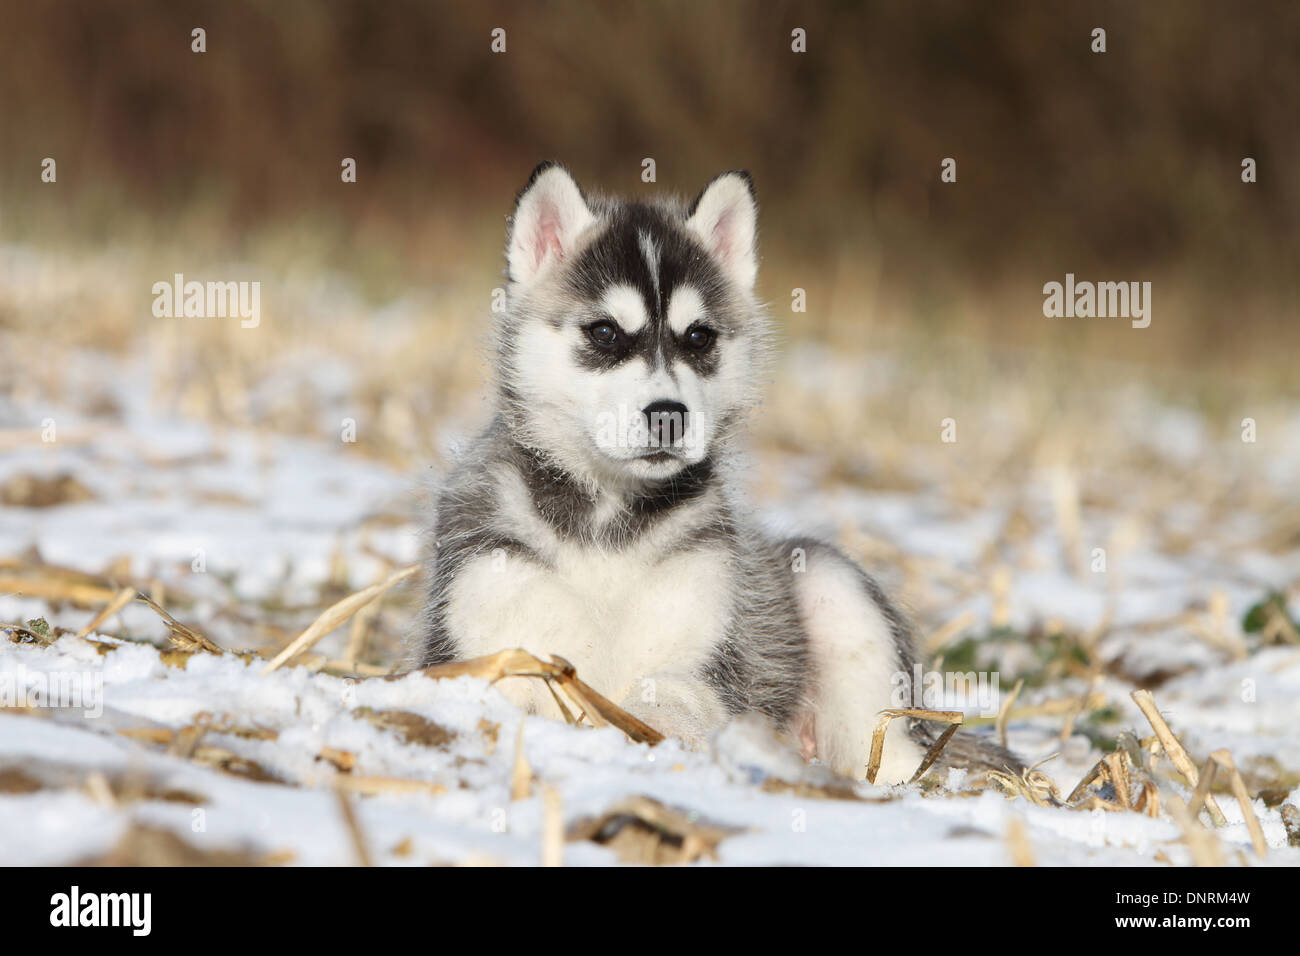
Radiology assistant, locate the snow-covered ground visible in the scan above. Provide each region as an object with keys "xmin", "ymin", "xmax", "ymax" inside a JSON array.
[{"xmin": 2, "ymin": 322, "xmax": 1299, "ymax": 865}]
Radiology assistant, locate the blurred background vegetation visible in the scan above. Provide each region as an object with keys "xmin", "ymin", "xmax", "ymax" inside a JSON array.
[{"xmin": 1, "ymin": 0, "xmax": 1297, "ymax": 386}]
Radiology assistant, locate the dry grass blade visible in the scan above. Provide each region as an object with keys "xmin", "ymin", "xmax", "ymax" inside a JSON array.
[
  {"xmin": 84, "ymin": 771, "xmax": 117, "ymax": 808},
  {"xmin": 1066, "ymin": 758, "xmax": 1106, "ymax": 805},
  {"xmin": 343, "ymin": 599, "xmax": 379, "ymax": 665},
  {"xmin": 0, "ymin": 575, "xmax": 119, "ymax": 607},
  {"xmin": 1262, "ymin": 602, "xmax": 1300, "ymax": 645},
  {"xmin": 1065, "ymin": 746, "xmax": 1161, "ymax": 817},
  {"xmin": 511, "ymin": 720, "xmax": 531, "ymax": 801},
  {"xmin": 1006, "ymin": 816, "xmax": 1036, "ymax": 866},
  {"xmin": 411, "ymin": 648, "xmax": 551, "ymax": 682},
  {"xmin": 990, "ymin": 764, "xmax": 1063, "ymax": 807},
  {"xmin": 1059, "ymin": 672, "xmax": 1100, "ymax": 741},
  {"xmin": 306, "ymin": 656, "xmax": 395, "ymax": 678},
  {"xmin": 331, "ymin": 776, "xmax": 447, "ymax": 797},
  {"xmin": 996, "ymin": 678, "xmax": 1024, "ymax": 750},
  {"xmin": 1072, "ymin": 793, "xmax": 1129, "ymax": 813},
  {"xmin": 990, "ymin": 565, "xmax": 1012, "ymax": 628},
  {"xmin": 261, "ymin": 563, "xmax": 419, "ymax": 674},
  {"xmin": 117, "ymin": 728, "xmax": 177, "ymax": 746},
  {"xmin": 351, "ymin": 707, "xmax": 455, "ymax": 748},
  {"xmin": 541, "ymin": 785, "xmax": 563, "ymax": 868},
  {"xmin": 77, "ymin": 586, "xmax": 136, "ymax": 637},
  {"xmin": 559, "ymin": 674, "xmax": 660, "ymax": 741},
  {"xmin": 1103, "ymin": 752, "xmax": 1131, "ymax": 808},
  {"xmin": 319, "ymin": 747, "xmax": 356, "ymax": 772},
  {"xmin": 1131, "ymin": 689, "xmax": 1226, "ymax": 825},
  {"xmin": 964, "ymin": 692, "xmax": 1107, "ymax": 727},
  {"xmin": 866, "ymin": 708, "xmax": 961, "ymax": 785},
  {"xmin": 1135, "ymin": 779, "xmax": 1160, "ymax": 818},
  {"xmin": 335, "ymin": 789, "xmax": 373, "ymax": 867},
  {"xmin": 551, "ymin": 660, "xmax": 610, "ymax": 729},
  {"xmin": 413, "ymin": 649, "xmax": 665, "ymax": 745},
  {"xmin": 1209, "ymin": 750, "xmax": 1268, "ymax": 857},
  {"xmin": 166, "ymin": 724, "xmax": 206, "ymax": 760},
  {"xmin": 1185, "ymin": 589, "xmax": 1248, "ymax": 660},
  {"xmin": 542, "ymin": 677, "xmax": 580, "ymax": 725},
  {"xmin": 1167, "ymin": 796, "xmax": 1224, "ymax": 867},
  {"xmin": 1186, "ymin": 753, "xmax": 1219, "ymax": 822},
  {"xmin": 865, "ymin": 711, "xmax": 902, "ymax": 785},
  {"xmin": 908, "ymin": 721, "xmax": 962, "ymax": 784},
  {"xmin": 1049, "ymin": 466, "xmax": 1083, "ymax": 579},
  {"xmin": 135, "ymin": 592, "xmax": 222, "ymax": 653}
]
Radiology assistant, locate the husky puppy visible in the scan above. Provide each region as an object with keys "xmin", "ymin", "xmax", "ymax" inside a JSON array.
[{"xmin": 416, "ymin": 162, "xmax": 1021, "ymax": 783}]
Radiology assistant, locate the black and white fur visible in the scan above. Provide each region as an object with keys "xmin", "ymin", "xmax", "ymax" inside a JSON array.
[{"xmin": 416, "ymin": 163, "xmax": 1021, "ymax": 783}]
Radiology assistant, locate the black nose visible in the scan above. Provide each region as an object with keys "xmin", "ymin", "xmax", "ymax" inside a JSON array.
[{"xmin": 643, "ymin": 401, "xmax": 688, "ymax": 446}]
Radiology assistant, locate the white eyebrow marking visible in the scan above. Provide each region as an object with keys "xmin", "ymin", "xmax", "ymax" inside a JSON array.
[
  {"xmin": 599, "ymin": 282, "xmax": 650, "ymax": 333},
  {"xmin": 638, "ymin": 231, "xmax": 660, "ymax": 301},
  {"xmin": 665, "ymin": 284, "xmax": 705, "ymax": 335}
]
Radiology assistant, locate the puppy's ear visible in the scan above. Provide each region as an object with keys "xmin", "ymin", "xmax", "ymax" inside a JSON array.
[
  {"xmin": 507, "ymin": 162, "xmax": 596, "ymax": 285},
  {"xmin": 686, "ymin": 171, "xmax": 758, "ymax": 290}
]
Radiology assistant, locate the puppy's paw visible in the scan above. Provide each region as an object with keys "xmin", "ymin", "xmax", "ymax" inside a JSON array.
[{"xmin": 617, "ymin": 674, "xmax": 728, "ymax": 751}]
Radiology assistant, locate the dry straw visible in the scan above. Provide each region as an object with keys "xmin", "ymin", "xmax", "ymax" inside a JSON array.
[
  {"xmin": 262, "ymin": 563, "xmax": 420, "ymax": 674},
  {"xmin": 1130, "ymin": 690, "xmax": 1226, "ymax": 825},
  {"xmin": 866, "ymin": 708, "xmax": 963, "ymax": 785},
  {"xmin": 408, "ymin": 648, "xmax": 665, "ymax": 745}
]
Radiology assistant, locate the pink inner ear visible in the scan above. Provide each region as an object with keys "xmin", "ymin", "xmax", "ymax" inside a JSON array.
[
  {"xmin": 709, "ymin": 209, "xmax": 734, "ymax": 263},
  {"xmin": 532, "ymin": 205, "xmax": 565, "ymax": 271}
]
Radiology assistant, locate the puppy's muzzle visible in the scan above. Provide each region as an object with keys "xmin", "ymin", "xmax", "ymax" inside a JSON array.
[{"xmin": 642, "ymin": 401, "xmax": 688, "ymax": 447}]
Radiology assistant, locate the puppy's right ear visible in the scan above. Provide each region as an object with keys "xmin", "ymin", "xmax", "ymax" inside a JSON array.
[{"xmin": 507, "ymin": 162, "xmax": 596, "ymax": 285}]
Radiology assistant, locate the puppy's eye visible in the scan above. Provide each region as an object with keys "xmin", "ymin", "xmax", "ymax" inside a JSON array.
[
  {"xmin": 683, "ymin": 326, "xmax": 716, "ymax": 351},
  {"xmin": 586, "ymin": 321, "xmax": 620, "ymax": 348}
]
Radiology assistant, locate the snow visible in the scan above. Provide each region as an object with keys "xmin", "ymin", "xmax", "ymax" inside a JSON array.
[{"xmin": 2, "ymin": 318, "xmax": 1300, "ymax": 866}]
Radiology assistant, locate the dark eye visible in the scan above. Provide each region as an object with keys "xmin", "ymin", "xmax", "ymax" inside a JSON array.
[
  {"xmin": 684, "ymin": 326, "xmax": 716, "ymax": 351},
  {"xmin": 586, "ymin": 321, "xmax": 620, "ymax": 348}
]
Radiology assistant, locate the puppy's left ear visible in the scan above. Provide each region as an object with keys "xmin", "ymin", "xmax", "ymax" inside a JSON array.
[{"xmin": 686, "ymin": 171, "xmax": 758, "ymax": 290}]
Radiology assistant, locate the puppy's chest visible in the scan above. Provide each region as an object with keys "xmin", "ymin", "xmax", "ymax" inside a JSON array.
[{"xmin": 448, "ymin": 539, "xmax": 735, "ymax": 692}]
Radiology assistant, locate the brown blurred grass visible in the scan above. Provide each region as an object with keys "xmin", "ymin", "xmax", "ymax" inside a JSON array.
[{"xmin": 0, "ymin": 0, "xmax": 1297, "ymax": 377}]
